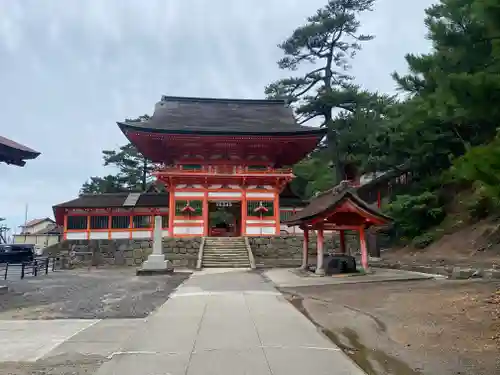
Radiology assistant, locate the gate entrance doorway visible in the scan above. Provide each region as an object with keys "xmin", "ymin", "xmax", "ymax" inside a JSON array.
[{"xmin": 208, "ymin": 201, "xmax": 242, "ymax": 237}]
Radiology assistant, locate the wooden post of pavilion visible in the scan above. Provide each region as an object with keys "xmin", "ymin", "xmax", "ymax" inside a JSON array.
[
  {"xmin": 339, "ymin": 230, "xmax": 346, "ymax": 254},
  {"xmin": 301, "ymin": 227, "xmax": 309, "ymax": 270},
  {"xmin": 315, "ymin": 227, "xmax": 325, "ymax": 275},
  {"xmin": 359, "ymin": 225, "xmax": 369, "ymax": 271}
]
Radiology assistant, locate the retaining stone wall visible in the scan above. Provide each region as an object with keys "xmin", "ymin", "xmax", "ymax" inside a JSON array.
[
  {"xmin": 45, "ymin": 238, "xmax": 201, "ymax": 269},
  {"xmin": 248, "ymin": 234, "xmax": 360, "ymax": 268}
]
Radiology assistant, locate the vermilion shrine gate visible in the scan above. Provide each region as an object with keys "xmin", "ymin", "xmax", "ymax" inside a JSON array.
[{"xmin": 54, "ymin": 96, "xmax": 325, "ymax": 239}]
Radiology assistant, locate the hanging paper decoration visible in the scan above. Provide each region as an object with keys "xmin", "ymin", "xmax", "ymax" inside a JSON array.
[
  {"xmin": 181, "ymin": 202, "xmax": 195, "ymax": 214},
  {"xmin": 253, "ymin": 202, "xmax": 269, "ymax": 214}
]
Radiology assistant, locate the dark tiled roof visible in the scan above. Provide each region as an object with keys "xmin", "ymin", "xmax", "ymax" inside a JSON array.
[
  {"xmin": 118, "ymin": 96, "xmax": 327, "ymax": 136},
  {"xmin": 53, "ymin": 192, "xmax": 170, "ymax": 209},
  {"xmin": 285, "ymin": 181, "xmax": 391, "ymax": 226},
  {"xmin": 0, "ymin": 135, "xmax": 40, "ymax": 166}
]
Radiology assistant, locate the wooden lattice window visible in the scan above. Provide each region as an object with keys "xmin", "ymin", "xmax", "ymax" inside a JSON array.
[
  {"xmin": 182, "ymin": 164, "xmax": 202, "ymax": 170},
  {"xmin": 247, "ymin": 165, "xmax": 267, "ymax": 171},
  {"xmin": 161, "ymin": 215, "xmax": 169, "ymax": 228},
  {"xmin": 111, "ymin": 216, "xmax": 130, "ymax": 229},
  {"xmin": 67, "ymin": 216, "xmax": 87, "ymax": 230},
  {"xmin": 175, "ymin": 200, "xmax": 203, "ymax": 215},
  {"xmin": 280, "ymin": 210, "xmax": 294, "ymax": 222},
  {"xmin": 132, "ymin": 215, "xmax": 152, "ymax": 229},
  {"xmin": 90, "ymin": 216, "xmax": 109, "ymax": 229},
  {"xmin": 247, "ymin": 201, "xmax": 274, "ymax": 217}
]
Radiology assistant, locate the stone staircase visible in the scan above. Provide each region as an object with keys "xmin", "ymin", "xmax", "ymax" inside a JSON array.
[{"xmin": 202, "ymin": 237, "xmax": 251, "ymax": 268}]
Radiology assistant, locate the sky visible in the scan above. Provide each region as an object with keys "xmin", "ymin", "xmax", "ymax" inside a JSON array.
[{"xmin": 0, "ymin": 0, "xmax": 436, "ymax": 235}]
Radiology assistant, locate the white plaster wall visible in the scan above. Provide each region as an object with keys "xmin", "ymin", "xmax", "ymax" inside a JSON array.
[
  {"xmin": 110, "ymin": 232, "xmax": 130, "ymax": 239},
  {"xmin": 89, "ymin": 232, "xmax": 108, "ymax": 240},
  {"xmin": 208, "ymin": 192, "xmax": 242, "ymax": 198},
  {"xmin": 246, "ymin": 226, "xmax": 276, "ymax": 235},
  {"xmin": 131, "ymin": 231, "xmax": 151, "ymax": 239},
  {"xmin": 246, "ymin": 192, "xmax": 274, "ymax": 198},
  {"xmin": 66, "ymin": 232, "xmax": 87, "ymax": 240},
  {"xmin": 173, "ymin": 226, "xmax": 204, "ymax": 235}
]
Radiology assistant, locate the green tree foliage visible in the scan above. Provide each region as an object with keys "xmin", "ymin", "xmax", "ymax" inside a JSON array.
[
  {"xmin": 266, "ymin": 0, "xmax": 378, "ymax": 183},
  {"xmin": 384, "ymin": 192, "xmax": 445, "ymax": 241}
]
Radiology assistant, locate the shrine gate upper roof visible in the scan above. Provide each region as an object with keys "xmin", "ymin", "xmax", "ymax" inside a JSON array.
[{"xmin": 118, "ymin": 96, "xmax": 326, "ymax": 136}]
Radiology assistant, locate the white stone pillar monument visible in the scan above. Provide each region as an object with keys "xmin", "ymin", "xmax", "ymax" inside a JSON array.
[{"xmin": 138, "ymin": 215, "xmax": 173, "ymax": 275}]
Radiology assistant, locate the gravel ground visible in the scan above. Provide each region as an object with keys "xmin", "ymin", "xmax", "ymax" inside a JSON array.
[
  {"xmin": 0, "ymin": 354, "xmax": 106, "ymax": 375},
  {"xmin": 0, "ymin": 268, "xmax": 189, "ymax": 319},
  {"xmin": 282, "ymin": 279, "xmax": 500, "ymax": 375}
]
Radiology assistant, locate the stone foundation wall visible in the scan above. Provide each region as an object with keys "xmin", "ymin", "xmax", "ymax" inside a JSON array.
[
  {"xmin": 248, "ymin": 235, "xmax": 361, "ymax": 268},
  {"xmin": 45, "ymin": 238, "xmax": 202, "ymax": 269}
]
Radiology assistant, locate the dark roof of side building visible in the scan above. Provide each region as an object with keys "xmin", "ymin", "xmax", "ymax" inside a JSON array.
[
  {"xmin": 118, "ymin": 96, "xmax": 327, "ymax": 136},
  {"xmin": 53, "ymin": 192, "xmax": 171, "ymax": 209}
]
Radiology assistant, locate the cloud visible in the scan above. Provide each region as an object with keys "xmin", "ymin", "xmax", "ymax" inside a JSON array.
[{"xmin": 0, "ymin": 0, "xmax": 436, "ymax": 234}]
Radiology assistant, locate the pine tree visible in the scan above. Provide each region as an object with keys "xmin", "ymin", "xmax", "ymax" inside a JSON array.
[{"xmin": 266, "ymin": 0, "xmax": 376, "ymax": 183}]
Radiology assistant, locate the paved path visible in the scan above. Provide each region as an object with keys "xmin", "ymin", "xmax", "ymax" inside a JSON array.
[
  {"xmin": 95, "ymin": 269, "xmax": 365, "ymax": 375},
  {"xmin": 263, "ymin": 267, "xmax": 439, "ymax": 288},
  {"xmin": 0, "ymin": 319, "xmax": 99, "ymax": 362}
]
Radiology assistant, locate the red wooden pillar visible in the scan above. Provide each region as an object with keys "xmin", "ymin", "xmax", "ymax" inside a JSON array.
[
  {"xmin": 301, "ymin": 227, "xmax": 309, "ymax": 270},
  {"xmin": 63, "ymin": 214, "xmax": 68, "ymax": 240},
  {"xmin": 359, "ymin": 226, "xmax": 369, "ymax": 271},
  {"xmin": 168, "ymin": 186, "xmax": 175, "ymax": 237},
  {"xmin": 339, "ymin": 230, "xmax": 346, "ymax": 254},
  {"xmin": 315, "ymin": 227, "xmax": 325, "ymax": 275},
  {"xmin": 203, "ymin": 190, "xmax": 209, "ymax": 236},
  {"xmin": 241, "ymin": 191, "xmax": 247, "ymax": 236},
  {"xmin": 274, "ymin": 191, "xmax": 280, "ymax": 235}
]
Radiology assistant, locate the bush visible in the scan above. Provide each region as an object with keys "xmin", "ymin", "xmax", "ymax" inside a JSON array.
[
  {"xmin": 466, "ymin": 187, "xmax": 493, "ymax": 220},
  {"xmin": 412, "ymin": 233, "xmax": 435, "ymax": 249},
  {"xmin": 385, "ymin": 191, "xmax": 445, "ymax": 240}
]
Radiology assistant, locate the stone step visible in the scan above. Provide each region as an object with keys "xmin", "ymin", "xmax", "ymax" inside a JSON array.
[
  {"xmin": 203, "ymin": 251, "xmax": 248, "ymax": 256},
  {"xmin": 203, "ymin": 256, "xmax": 249, "ymax": 260},
  {"xmin": 205, "ymin": 241, "xmax": 246, "ymax": 246},
  {"xmin": 203, "ymin": 247, "xmax": 247, "ymax": 253},
  {"xmin": 205, "ymin": 242, "xmax": 246, "ymax": 247},
  {"xmin": 205, "ymin": 245, "xmax": 247, "ymax": 249},
  {"xmin": 203, "ymin": 265, "xmax": 250, "ymax": 268},
  {"xmin": 202, "ymin": 262, "xmax": 250, "ymax": 267}
]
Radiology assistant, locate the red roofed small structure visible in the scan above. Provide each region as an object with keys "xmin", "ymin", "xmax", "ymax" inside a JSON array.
[{"xmin": 285, "ymin": 181, "xmax": 392, "ymax": 272}]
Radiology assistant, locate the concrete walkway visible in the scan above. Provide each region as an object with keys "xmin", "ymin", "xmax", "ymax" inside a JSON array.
[
  {"xmin": 96, "ymin": 269, "xmax": 365, "ymax": 375},
  {"xmin": 263, "ymin": 267, "xmax": 440, "ymax": 288}
]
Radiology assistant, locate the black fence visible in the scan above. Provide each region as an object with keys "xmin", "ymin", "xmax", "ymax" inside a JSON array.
[{"xmin": 1, "ymin": 257, "xmax": 59, "ymax": 280}]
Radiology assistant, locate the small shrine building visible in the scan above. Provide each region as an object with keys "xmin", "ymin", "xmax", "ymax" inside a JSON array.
[
  {"xmin": 285, "ymin": 181, "xmax": 392, "ymax": 272},
  {"xmin": 53, "ymin": 96, "xmax": 326, "ymax": 240}
]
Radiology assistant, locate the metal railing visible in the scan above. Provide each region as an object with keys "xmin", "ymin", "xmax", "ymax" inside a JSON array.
[{"xmin": 1, "ymin": 257, "xmax": 59, "ymax": 280}]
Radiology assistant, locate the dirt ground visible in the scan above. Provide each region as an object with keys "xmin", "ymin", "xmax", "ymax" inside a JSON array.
[
  {"xmin": 382, "ymin": 219, "xmax": 500, "ymax": 269},
  {"xmin": 282, "ymin": 279, "xmax": 500, "ymax": 375}
]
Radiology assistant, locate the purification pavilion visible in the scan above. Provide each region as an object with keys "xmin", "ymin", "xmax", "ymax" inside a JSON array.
[
  {"xmin": 285, "ymin": 181, "xmax": 392, "ymax": 272},
  {"xmin": 53, "ymin": 96, "xmax": 326, "ymax": 240}
]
